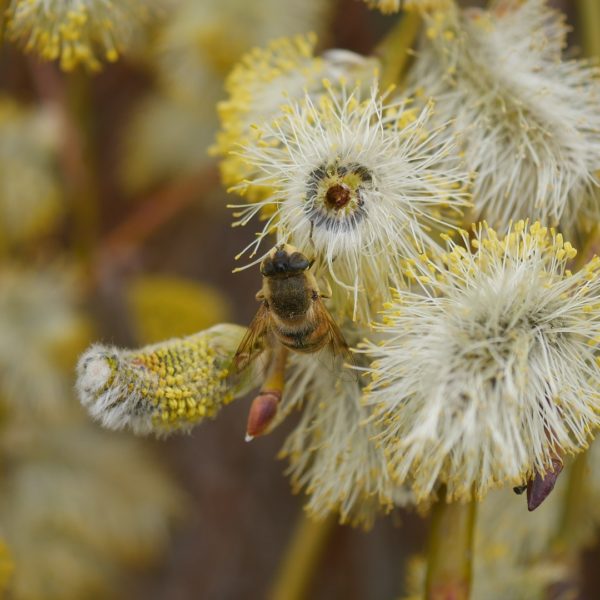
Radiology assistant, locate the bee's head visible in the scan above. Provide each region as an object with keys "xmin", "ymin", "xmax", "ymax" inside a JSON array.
[{"xmin": 261, "ymin": 244, "xmax": 311, "ymax": 277}]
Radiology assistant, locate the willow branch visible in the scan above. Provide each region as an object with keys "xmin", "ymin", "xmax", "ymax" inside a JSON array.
[
  {"xmin": 28, "ymin": 61, "xmax": 100, "ymax": 262},
  {"xmin": 269, "ymin": 512, "xmax": 336, "ymax": 600},
  {"xmin": 375, "ymin": 11, "xmax": 422, "ymax": 89},
  {"xmin": 425, "ymin": 489, "xmax": 477, "ymax": 600},
  {"xmin": 100, "ymin": 166, "xmax": 219, "ymax": 257},
  {"xmin": 578, "ymin": 0, "xmax": 600, "ymax": 61}
]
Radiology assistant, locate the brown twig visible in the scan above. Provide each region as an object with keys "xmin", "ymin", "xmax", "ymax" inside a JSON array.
[
  {"xmin": 28, "ymin": 60, "xmax": 100, "ymax": 261},
  {"xmin": 29, "ymin": 58, "xmax": 222, "ymax": 272},
  {"xmin": 100, "ymin": 165, "xmax": 219, "ymax": 257},
  {"xmin": 89, "ymin": 164, "xmax": 221, "ymax": 322}
]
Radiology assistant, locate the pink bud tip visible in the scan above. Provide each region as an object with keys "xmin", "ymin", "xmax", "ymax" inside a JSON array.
[{"xmin": 245, "ymin": 391, "xmax": 281, "ymax": 439}]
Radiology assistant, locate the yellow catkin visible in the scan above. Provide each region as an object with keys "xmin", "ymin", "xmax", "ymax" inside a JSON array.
[
  {"xmin": 0, "ymin": 99, "xmax": 63, "ymax": 243},
  {"xmin": 77, "ymin": 324, "xmax": 254, "ymax": 435},
  {"xmin": 126, "ymin": 275, "xmax": 231, "ymax": 345},
  {"xmin": 365, "ymin": 0, "xmax": 454, "ymax": 15},
  {"xmin": 212, "ymin": 33, "xmax": 323, "ymax": 198},
  {"xmin": 0, "ymin": 542, "xmax": 13, "ymax": 595},
  {"xmin": 6, "ymin": 0, "xmax": 155, "ymax": 71}
]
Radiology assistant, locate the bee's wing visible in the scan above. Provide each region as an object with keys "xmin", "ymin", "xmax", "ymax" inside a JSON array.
[
  {"xmin": 314, "ymin": 298, "xmax": 353, "ymax": 364},
  {"xmin": 232, "ymin": 302, "xmax": 271, "ymax": 374}
]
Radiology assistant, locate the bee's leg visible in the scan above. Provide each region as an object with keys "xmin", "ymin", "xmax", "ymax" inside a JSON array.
[{"xmin": 255, "ymin": 289, "xmax": 265, "ymax": 301}]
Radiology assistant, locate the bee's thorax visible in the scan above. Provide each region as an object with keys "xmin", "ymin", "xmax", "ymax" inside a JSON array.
[{"xmin": 265, "ymin": 275, "xmax": 312, "ymax": 320}]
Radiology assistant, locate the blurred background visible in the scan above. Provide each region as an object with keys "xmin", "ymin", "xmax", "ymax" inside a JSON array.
[{"xmin": 0, "ymin": 0, "xmax": 598, "ymax": 598}]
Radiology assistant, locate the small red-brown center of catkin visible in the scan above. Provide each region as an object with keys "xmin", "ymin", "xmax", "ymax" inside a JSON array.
[{"xmin": 325, "ymin": 184, "xmax": 351, "ymax": 210}]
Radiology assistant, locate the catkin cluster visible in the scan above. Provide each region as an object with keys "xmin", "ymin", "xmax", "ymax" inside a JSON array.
[{"xmin": 69, "ymin": 0, "xmax": 600, "ymax": 532}]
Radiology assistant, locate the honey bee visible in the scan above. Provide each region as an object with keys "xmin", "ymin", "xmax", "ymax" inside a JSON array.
[
  {"xmin": 234, "ymin": 243, "xmax": 349, "ymax": 370},
  {"xmin": 233, "ymin": 244, "xmax": 350, "ymax": 439}
]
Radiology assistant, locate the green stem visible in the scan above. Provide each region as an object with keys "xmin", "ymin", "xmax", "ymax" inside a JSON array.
[
  {"xmin": 573, "ymin": 223, "xmax": 600, "ymax": 272},
  {"xmin": 553, "ymin": 453, "xmax": 588, "ymax": 555},
  {"xmin": 578, "ymin": 0, "xmax": 600, "ymax": 60},
  {"xmin": 539, "ymin": 454, "xmax": 589, "ymax": 597},
  {"xmin": 268, "ymin": 512, "xmax": 336, "ymax": 600},
  {"xmin": 375, "ymin": 11, "xmax": 422, "ymax": 89},
  {"xmin": 425, "ymin": 489, "xmax": 477, "ymax": 600}
]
